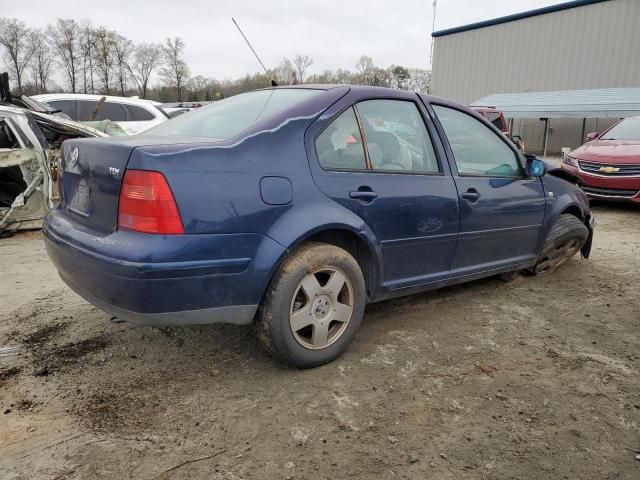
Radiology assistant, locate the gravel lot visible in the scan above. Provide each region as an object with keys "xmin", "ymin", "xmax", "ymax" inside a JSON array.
[{"xmin": 1, "ymin": 202, "xmax": 639, "ymax": 480}]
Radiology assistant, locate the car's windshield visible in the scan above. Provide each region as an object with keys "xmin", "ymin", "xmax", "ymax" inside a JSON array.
[
  {"xmin": 146, "ymin": 89, "xmax": 322, "ymax": 140},
  {"xmin": 600, "ymin": 117, "xmax": 640, "ymax": 141}
]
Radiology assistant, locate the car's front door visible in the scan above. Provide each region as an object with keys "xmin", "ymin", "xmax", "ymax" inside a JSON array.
[
  {"xmin": 307, "ymin": 94, "xmax": 459, "ymax": 289},
  {"xmin": 430, "ymin": 103, "xmax": 546, "ymax": 273}
]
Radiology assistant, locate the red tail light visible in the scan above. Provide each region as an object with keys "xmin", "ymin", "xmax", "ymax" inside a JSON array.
[{"xmin": 118, "ymin": 169, "xmax": 184, "ymax": 234}]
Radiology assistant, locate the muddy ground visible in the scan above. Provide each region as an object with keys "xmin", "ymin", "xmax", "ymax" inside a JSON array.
[{"xmin": 1, "ymin": 203, "xmax": 639, "ymax": 480}]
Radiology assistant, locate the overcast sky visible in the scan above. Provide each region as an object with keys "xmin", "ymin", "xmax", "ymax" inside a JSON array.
[{"xmin": 6, "ymin": 0, "xmax": 560, "ymax": 79}]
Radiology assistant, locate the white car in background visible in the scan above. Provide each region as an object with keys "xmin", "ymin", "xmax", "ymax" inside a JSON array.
[
  {"xmin": 31, "ymin": 93, "xmax": 168, "ymax": 135},
  {"xmin": 163, "ymin": 106, "xmax": 191, "ymax": 118}
]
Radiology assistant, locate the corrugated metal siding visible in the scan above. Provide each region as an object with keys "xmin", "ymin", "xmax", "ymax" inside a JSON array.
[
  {"xmin": 430, "ymin": 0, "xmax": 640, "ymax": 152},
  {"xmin": 512, "ymin": 117, "xmax": 620, "ymax": 154},
  {"xmin": 471, "ymin": 88, "xmax": 640, "ymax": 117},
  {"xmin": 431, "ymin": 0, "xmax": 640, "ymax": 104}
]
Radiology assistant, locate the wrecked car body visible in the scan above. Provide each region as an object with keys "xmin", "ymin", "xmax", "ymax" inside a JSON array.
[{"xmin": 0, "ymin": 105, "xmax": 107, "ymax": 233}]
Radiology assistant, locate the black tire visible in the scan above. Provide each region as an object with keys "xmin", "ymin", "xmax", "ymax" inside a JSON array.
[
  {"xmin": 256, "ymin": 242, "xmax": 366, "ymax": 368},
  {"xmin": 531, "ymin": 214, "xmax": 588, "ymax": 275}
]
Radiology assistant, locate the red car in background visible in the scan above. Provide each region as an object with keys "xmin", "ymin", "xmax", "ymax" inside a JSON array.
[
  {"xmin": 562, "ymin": 116, "xmax": 640, "ymax": 204},
  {"xmin": 472, "ymin": 106, "xmax": 524, "ymax": 151}
]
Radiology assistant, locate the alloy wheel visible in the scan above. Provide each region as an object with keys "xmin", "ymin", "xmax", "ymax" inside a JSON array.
[
  {"xmin": 289, "ymin": 267, "xmax": 354, "ymax": 350},
  {"xmin": 535, "ymin": 239, "xmax": 584, "ymax": 274}
]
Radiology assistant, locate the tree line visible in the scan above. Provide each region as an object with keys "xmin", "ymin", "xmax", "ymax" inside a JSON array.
[{"xmin": 0, "ymin": 17, "xmax": 431, "ymax": 103}]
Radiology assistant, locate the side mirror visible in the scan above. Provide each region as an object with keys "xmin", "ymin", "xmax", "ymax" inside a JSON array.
[
  {"xmin": 586, "ymin": 132, "xmax": 599, "ymax": 141},
  {"xmin": 526, "ymin": 157, "xmax": 545, "ymax": 177}
]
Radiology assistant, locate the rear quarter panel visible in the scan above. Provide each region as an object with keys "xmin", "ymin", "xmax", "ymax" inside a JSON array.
[{"xmin": 126, "ymin": 87, "xmax": 380, "ymax": 299}]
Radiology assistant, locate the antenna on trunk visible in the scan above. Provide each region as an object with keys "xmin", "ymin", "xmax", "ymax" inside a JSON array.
[{"xmin": 232, "ymin": 18, "xmax": 278, "ymax": 87}]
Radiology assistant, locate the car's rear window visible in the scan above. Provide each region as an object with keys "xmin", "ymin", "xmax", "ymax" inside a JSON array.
[
  {"xmin": 600, "ymin": 117, "xmax": 640, "ymax": 141},
  {"xmin": 146, "ymin": 89, "xmax": 322, "ymax": 140}
]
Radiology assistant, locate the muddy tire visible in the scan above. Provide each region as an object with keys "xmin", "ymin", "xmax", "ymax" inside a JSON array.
[
  {"xmin": 531, "ymin": 214, "xmax": 588, "ymax": 275},
  {"xmin": 256, "ymin": 242, "xmax": 366, "ymax": 369}
]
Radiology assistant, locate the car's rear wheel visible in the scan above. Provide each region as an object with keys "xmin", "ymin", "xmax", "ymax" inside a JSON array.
[
  {"xmin": 531, "ymin": 214, "xmax": 588, "ymax": 274},
  {"xmin": 256, "ymin": 242, "xmax": 366, "ymax": 368}
]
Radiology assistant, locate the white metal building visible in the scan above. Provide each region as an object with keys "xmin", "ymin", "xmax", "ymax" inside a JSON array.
[{"xmin": 430, "ymin": 0, "xmax": 640, "ymax": 153}]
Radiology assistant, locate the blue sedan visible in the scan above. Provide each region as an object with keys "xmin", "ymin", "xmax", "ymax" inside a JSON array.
[{"xmin": 43, "ymin": 85, "xmax": 594, "ymax": 368}]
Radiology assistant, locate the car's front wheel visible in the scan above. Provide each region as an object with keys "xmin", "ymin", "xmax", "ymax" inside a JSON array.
[
  {"xmin": 531, "ymin": 214, "xmax": 589, "ymax": 274},
  {"xmin": 256, "ymin": 242, "xmax": 366, "ymax": 368}
]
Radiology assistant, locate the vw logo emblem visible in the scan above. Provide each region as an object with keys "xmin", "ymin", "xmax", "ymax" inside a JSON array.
[{"xmin": 68, "ymin": 147, "xmax": 79, "ymax": 168}]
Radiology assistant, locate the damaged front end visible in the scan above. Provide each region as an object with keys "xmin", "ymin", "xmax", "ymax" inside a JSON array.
[{"xmin": 0, "ymin": 106, "xmax": 106, "ymax": 234}]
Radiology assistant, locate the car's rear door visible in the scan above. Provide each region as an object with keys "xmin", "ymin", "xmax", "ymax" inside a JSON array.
[
  {"xmin": 307, "ymin": 91, "xmax": 459, "ymax": 290},
  {"xmin": 427, "ymin": 101, "xmax": 545, "ymax": 273}
]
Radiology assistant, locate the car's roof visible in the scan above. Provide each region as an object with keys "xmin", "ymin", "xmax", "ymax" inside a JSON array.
[
  {"xmin": 269, "ymin": 84, "xmax": 418, "ymax": 93},
  {"xmin": 32, "ymin": 93, "xmax": 162, "ymax": 108},
  {"xmin": 471, "ymin": 106, "xmax": 502, "ymax": 113},
  {"xmin": 264, "ymin": 84, "xmax": 444, "ymax": 101}
]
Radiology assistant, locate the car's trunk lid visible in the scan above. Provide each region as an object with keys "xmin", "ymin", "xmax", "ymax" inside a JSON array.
[
  {"xmin": 59, "ymin": 137, "xmax": 135, "ymax": 233},
  {"xmin": 59, "ymin": 135, "xmax": 215, "ymax": 234}
]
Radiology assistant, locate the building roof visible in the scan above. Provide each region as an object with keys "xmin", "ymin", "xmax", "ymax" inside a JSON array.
[
  {"xmin": 470, "ymin": 88, "xmax": 640, "ymax": 118},
  {"xmin": 432, "ymin": 0, "xmax": 609, "ymax": 38}
]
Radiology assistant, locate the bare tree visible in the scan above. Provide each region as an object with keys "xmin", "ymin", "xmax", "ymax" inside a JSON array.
[
  {"xmin": 0, "ymin": 18, "xmax": 36, "ymax": 94},
  {"xmin": 29, "ymin": 30, "xmax": 53, "ymax": 93},
  {"xmin": 127, "ymin": 43, "xmax": 162, "ymax": 99},
  {"xmin": 406, "ymin": 68, "xmax": 431, "ymax": 93},
  {"xmin": 160, "ymin": 37, "xmax": 189, "ymax": 102},
  {"xmin": 334, "ymin": 68, "xmax": 352, "ymax": 84},
  {"xmin": 47, "ymin": 19, "xmax": 82, "ymax": 93},
  {"xmin": 355, "ymin": 55, "xmax": 373, "ymax": 85},
  {"xmin": 306, "ymin": 69, "xmax": 335, "ymax": 84},
  {"xmin": 275, "ymin": 57, "xmax": 295, "ymax": 84},
  {"xmin": 292, "ymin": 54, "xmax": 313, "ymax": 83},
  {"xmin": 78, "ymin": 23, "xmax": 96, "ymax": 94},
  {"xmin": 93, "ymin": 27, "xmax": 116, "ymax": 94},
  {"xmin": 112, "ymin": 34, "xmax": 133, "ymax": 96},
  {"xmin": 188, "ymin": 75, "xmax": 207, "ymax": 100}
]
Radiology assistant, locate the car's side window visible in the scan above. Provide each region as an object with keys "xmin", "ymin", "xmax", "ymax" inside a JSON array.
[
  {"xmin": 356, "ymin": 100, "xmax": 439, "ymax": 173},
  {"xmin": 126, "ymin": 105, "xmax": 155, "ymax": 121},
  {"xmin": 77, "ymin": 100, "xmax": 127, "ymax": 122},
  {"xmin": 48, "ymin": 100, "xmax": 75, "ymax": 119},
  {"xmin": 77, "ymin": 101, "xmax": 93, "ymax": 122},
  {"xmin": 433, "ymin": 105, "xmax": 522, "ymax": 177},
  {"xmin": 97, "ymin": 102, "xmax": 127, "ymax": 122},
  {"xmin": 316, "ymin": 107, "xmax": 367, "ymax": 170}
]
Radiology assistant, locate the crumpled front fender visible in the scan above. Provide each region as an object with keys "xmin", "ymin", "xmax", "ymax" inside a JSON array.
[{"xmin": 581, "ymin": 212, "xmax": 595, "ymax": 259}]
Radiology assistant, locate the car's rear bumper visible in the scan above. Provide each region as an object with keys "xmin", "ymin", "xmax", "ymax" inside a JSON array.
[
  {"xmin": 561, "ymin": 164, "xmax": 640, "ymax": 203},
  {"xmin": 43, "ymin": 209, "xmax": 286, "ymax": 326}
]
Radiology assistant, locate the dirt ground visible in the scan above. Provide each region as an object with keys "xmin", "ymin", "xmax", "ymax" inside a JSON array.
[{"xmin": 1, "ymin": 203, "xmax": 639, "ymax": 480}]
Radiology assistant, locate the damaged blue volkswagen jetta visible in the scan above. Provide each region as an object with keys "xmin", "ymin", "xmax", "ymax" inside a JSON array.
[{"xmin": 43, "ymin": 85, "xmax": 594, "ymax": 368}]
